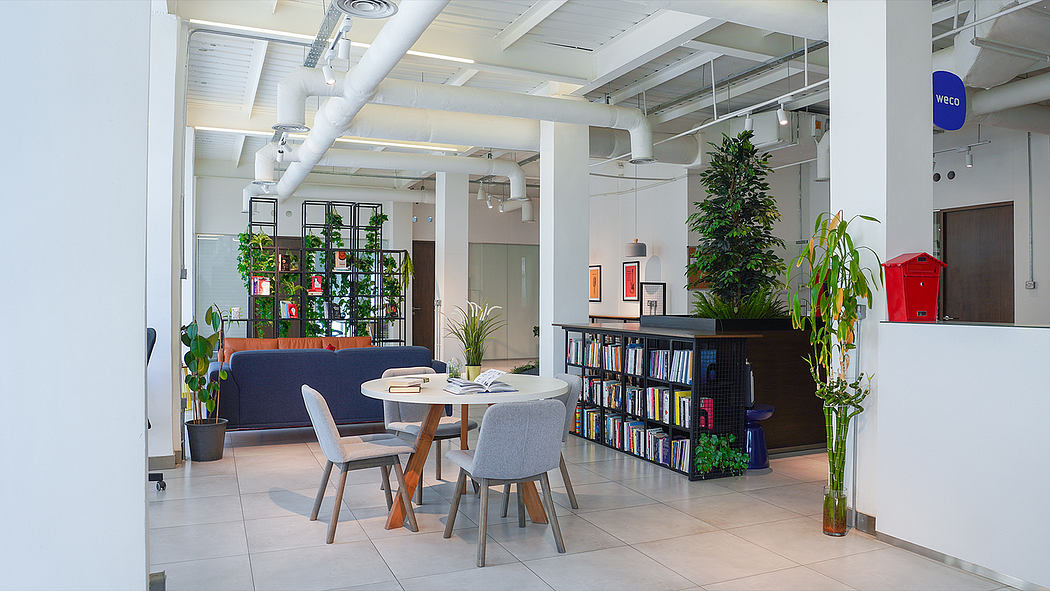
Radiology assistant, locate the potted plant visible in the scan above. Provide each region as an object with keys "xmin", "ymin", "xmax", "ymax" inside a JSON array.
[
  {"xmin": 687, "ymin": 130, "xmax": 786, "ymax": 319},
  {"xmin": 182, "ymin": 304, "xmax": 228, "ymax": 462},
  {"xmin": 445, "ymin": 301, "xmax": 505, "ymax": 380},
  {"xmin": 788, "ymin": 211, "xmax": 883, "ymax": 536},
  {"xmin": 694, "ymin": 433, "xmax": 750, "ymax": 478}
]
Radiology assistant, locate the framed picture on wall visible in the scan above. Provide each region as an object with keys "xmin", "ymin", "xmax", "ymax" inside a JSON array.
[
  {"xmin": 588, "ymin": 265, "xmax": 602, "ymax": 302},
  {"xmin": 623, "ymin": 261, "xmax": 640, "ymax": 301},
  {"xmin": 639, "ymin": 282, "xmax": 666, "ymax": 316}
]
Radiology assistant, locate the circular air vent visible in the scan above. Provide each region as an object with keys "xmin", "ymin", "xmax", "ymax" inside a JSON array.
[{"xmin": 335, "ymin": 0, "xmax": 398, "ymax": 18}]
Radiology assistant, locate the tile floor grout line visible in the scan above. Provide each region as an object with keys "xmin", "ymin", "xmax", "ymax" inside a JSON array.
[{"xmin": 233, "ymin": 449, "xmax": 257, "ymax": 591}]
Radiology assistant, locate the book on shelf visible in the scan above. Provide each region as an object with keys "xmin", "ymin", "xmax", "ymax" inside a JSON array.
[
  {"xmin": 603, "ymin": 343, "xmax": 622, "ymax": 372},
  {"xmin": 673, "ymin": 390, "xmax": 691, "ymax": 427},
  {"xmin": 250, "ymin": 276, "xmax": 271, "ymax": 296},
  {"xmin": 625, "ymin": 342, "xmax": 644, "ymax": 375},
  {"xmin": 334, "ymin": 250, "xmax": 350, "ymax": 271},
  {"xmin": 601, "ymin": 379, "xmax": 622, "ymax": 410},
  {"xmin": 670, "ymin": 438, "xmax": 690, "ymax": 472},
  {"xmin": 308, "ymin": 275, "xmax": 324, "ymax": 296},
  {"xmin": 622, "ymin": 419, "xmax": 645, "ymax": 455},
  {"xmin": 670, "ymin": 350, "xmax": 694, "ymax": 384},
  {"xmin": 279, "ymin": 300, "xmax": 299, "ymax": 319},
  {"xmin": 649, "ymin": 349, "xmax": 669, "ymax": 380},
  {"xmin": 698, "ymin": 397, "xmax": 714, "ymax": 430},
  {"xmin": 443, "ymin": 369, "xmax": 516, "ymax": 394},
  {"xmin": 699, "ymin": 349, "xmax": 717, "ymax": 384}
]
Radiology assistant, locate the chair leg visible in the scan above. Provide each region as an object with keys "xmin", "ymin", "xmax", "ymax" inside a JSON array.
[
  {"xmin": 444, "ymin": 468, "xmax": 467, "ymax": 538},
  {"xmin": 327, "ymin": 463, "xmax": 349, "ymax": 544},
  {"xmin": 559, "ymin": 453, "xmax": 579, "ymax": 510},
  {"xmin": 380, "ymin": 465, "xmax": 393, "ymax": 510},
  {"xmin": 516, "ymin": 482, "xmax": 526, "ymax": 528},
  {"xmin": 539, "ymin": 473, "xmax": 565, "ymax": 554},
  {"xmin": 392, "ymin": 460, "xmax": 419, "ymax": 532},
  {"xmin": 500, "ymin": 483, "xmax": 511, "ymax": 518},
  {"xmin": 310, "ymin": 460, "xmax": 333, "ymax": 521},
  {"xmin": 416, "ymin": 470, "xmax": 423, "ymax": 505},
  {"xmin": 436, "ymin": 439, "xmax": 442, "ymax": 480},
  {"xmin": 477, "ymin": 478, "xmax": 489, "ymax": 567}
]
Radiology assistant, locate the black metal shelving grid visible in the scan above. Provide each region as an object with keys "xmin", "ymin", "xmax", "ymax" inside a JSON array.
[
  {"xmin": 239, "ymin": 197, "xmax": 280, "ymax": 338},
  {"xmin": 564, "ymin": 324, "xmax": 748, "ymax": 481}
]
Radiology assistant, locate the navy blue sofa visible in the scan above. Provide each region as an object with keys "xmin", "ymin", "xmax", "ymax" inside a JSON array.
[{"xmin": 207, "ymin": 346, "xmax": 445, "ymax": 430}]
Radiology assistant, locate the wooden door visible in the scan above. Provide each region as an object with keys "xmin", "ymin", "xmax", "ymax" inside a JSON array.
[
  {"xmin": 412, "ymin": 240, "xmax": 435, "ymax": 354},
  {"xmin": 940, "ymin": 202, "xmax": 1014, "ymax": 323}
]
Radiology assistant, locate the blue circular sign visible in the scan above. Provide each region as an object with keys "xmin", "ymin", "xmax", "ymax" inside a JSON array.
[{"xmin": 933, "ymin": 70, "xmax": 966, "ymax": 131}]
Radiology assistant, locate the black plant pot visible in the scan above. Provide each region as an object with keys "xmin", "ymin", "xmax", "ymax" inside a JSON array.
[{"xmin": 186, "ymin": 418, "xmax": 228, "ymax": 461}]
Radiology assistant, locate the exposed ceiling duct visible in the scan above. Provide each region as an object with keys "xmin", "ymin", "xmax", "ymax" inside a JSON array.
[
  {"xmin": 276, "ymin": 0, "xmax": 450, "ymax": 199},
  {"xmin": 970, "ymin": 70, "xmax": 1050, "ymax": 115},
  {"xmin": 638, "ymin": 0, "xmax": 829, "ymax": 41},
  {"xmin": 272, "ymin": 147, "xmax": 528, "ymax": 201},
  {"xmin": 938, "ymin": 0, "xmax": 1050, "ymax": 89},
  {"xmin": 972, "ymin": 104, "xmax": 1050, "ymax": 135},
  {"xmin": 497, "ymin": 197, "xmax": 536, "ymax": 223}
]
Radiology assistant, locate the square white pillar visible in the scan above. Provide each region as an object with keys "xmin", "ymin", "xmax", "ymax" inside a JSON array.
[
  {"xmin": 539, "ymin": 122, "xmax": 590, "ymax": 376},
  {"xmin": 435, "ymin": 172, "xmax": 469, "ymax": 362},
  {"xmin": 390, "ymin": 201, "xmax": 414, "ymax": 344},
  {"xmin": 828, "ymin": 0, "xmax": 933, "ymax": 516}
]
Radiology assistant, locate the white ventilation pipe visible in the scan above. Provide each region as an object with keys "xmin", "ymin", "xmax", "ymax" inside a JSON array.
[
  {"xmin": 973, "ymin": 104, "xmax": 1050, "ymax": 136},
  {"xmin": 970, "ymin": 70, "xmax": 1050, "ymax": 116},
  {"xmin": 640, "ymin": 0, "xmax": 828, "ymax": 41},
  {"xmin": 815, "ymin": 130, "xmax": 830, "ymax": 182},
  {"xmin": 274, "ymin": 69, "xmax": 344, "ymax": 132},
  {"xmin": 369, "ymin": 78, "xmax": 653, "ymax": 163},
  {"xmin": 346, "ymin": 104, "xmax": 540, "ymax": 150},
  {"xmin": 242, "ymin": 183, "xmax": 434, "ymax": 213},
  {"xmin": 497, "ymin": 198, "xmax": 536, "ymax": 223},
  {"xmin": 276, "ymin": 0, "xmax": 449, "ymax": 199},
  {"xmin": 282, "ymin": 147, "xmax": 527, "ymax": 200},
  {"xmin": 589, "ymin": 128, "xmax": 702, "ymax": 167}
]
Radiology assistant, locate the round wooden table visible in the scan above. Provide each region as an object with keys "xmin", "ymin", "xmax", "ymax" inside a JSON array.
[{"xmin": 361, "ymin": 373, "xmax": 568, "ymax": 530}]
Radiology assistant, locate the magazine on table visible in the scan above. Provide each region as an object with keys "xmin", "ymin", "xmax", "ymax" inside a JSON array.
[{"xmin": 443, "ymin": 369, "xmax": 517, "ymax": 394}]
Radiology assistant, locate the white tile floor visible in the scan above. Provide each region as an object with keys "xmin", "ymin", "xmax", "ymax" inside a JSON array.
[{"xmin": 149, "ymin": 422, "xmax": 1014, "ymax": 591}]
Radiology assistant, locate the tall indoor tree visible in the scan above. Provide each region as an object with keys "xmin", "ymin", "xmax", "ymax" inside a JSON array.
[{"xmin": 687, "ymin": 130, "xmax": 786, "ymax": 317}]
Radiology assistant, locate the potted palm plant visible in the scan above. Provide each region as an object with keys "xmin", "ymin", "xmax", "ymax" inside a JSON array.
[
  {"xmin": 788, "ymin": 211, "xmax": 883, "ymax": 536},
  {"xmin": 445, "ymin": 301, "xmax": 505, "ymax": 381},
  {"xmin": 182, "ymin": 304, "xmax": 228, "ymax": 461}
]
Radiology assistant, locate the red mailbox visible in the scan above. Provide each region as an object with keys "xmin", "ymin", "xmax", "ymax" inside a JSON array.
[{"xmin": 882, "ymin": 252, "xmax": 946, "ymax": 322}]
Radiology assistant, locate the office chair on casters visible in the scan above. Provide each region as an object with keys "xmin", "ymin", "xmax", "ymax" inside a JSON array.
[{"xmin": 146, "ymin": 328, "xmax": 165, "ymax": 491}]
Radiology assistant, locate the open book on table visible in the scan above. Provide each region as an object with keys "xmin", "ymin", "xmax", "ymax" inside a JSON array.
[{"xmin": 443, "ymin": 369, "xmax": 517, "ymax": 394}]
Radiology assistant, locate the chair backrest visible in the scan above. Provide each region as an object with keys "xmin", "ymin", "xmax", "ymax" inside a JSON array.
[
  {"xmin": 301, "ymin": 384, "xmax": 348, "ymax": 464},
  {"xmin": 470, "ymin": 399, "xmax": 566, "ymax": 480},
  {"xmin": 554, "ymin": 373, "xmax": 582, "ymax": 443},
  {"xmin": 381, "ymin": 366, "xmax": 437, "ymax": 426}
]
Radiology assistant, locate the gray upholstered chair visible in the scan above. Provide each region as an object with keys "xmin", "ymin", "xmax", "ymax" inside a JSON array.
[
  {"xmin": 301, "ymin": 385, "xmax": 418, "ymax": 543},
  {"xmin": 382, "ymin": 366, "xmax": 479, "ymax": 502},
  {"xmin": 501, "ymin": 372, "xmax": 582, "ymax": 516},
  {"xmin": 442, "ymin": 399, "xmax": 567, "ymax": 567}
]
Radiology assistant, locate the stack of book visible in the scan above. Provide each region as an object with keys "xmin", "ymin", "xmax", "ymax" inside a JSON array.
[
  {"xmin": 601, "ymin": 379, "xmax": 622, "ymax": 410},
  {"xmin": 584, "ymin": 377, "xmax": 604, "ymax": 404},
  {"xmin": 645, "ymin": 386, "xmax": 671, "ymax": 423},
  {"xmin": 645, "ymin": 429, "xmax": 670, "ymax": 465},
  {"xmin": 625, "ymin": 341, "xmax": 644, "ymax": 375},
  {"xmin": 649, "ymin": 349, "xmax": 670, "ymax": 380},
  {"xmin": 566, "ymin": 337, "xmax": 584, "ymax": 365},
  {"xmin": 669, "ymin": 350, "xmax": 694, "ymax": 384},
  {"xmin": 578, "ymin": 407, "xmax": 601, "ymax": 440},
  {"xmin": 585, "ymin": 337, "xmax": 601, "ymax": 367},
  {"xmin": 602, "ymin": 343, "xmax": 622, "ymax": 372},
  {"xmin": 604, "ymin": 414, "xmax": 623, "ymax": 448},
  {"xmin": 621, "ymin": 419, "xmax": 646, "ymax": 454},
  {"xmin": 670, "ymin": 438, "xmax": 691, "ymax": 472},
  {"xmin": 673, "ymin": 390, "xmax": 692, "ymax": 427}
]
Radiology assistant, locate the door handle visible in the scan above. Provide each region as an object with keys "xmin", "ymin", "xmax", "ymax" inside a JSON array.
[{"xmin": 942, "ymin": 315, "xmax": 955, "ymax": 320}]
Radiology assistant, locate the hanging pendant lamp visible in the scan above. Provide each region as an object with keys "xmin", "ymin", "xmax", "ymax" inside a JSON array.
[{"xmin": 624, "ymin": 164, "xmax": 647, "ymax": 257}]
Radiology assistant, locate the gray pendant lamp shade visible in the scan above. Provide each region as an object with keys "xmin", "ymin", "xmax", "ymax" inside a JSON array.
[{"xmin": 625, "ymin": 238, "xmax": 647, "ymax": 257}]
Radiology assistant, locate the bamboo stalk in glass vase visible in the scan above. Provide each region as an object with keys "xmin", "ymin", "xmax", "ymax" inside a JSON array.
[
  {"xmin": 787, "ymin": 211, "xmax": 883, "ymax": 536},
  {"xmin": 445, "ymin": 302, "xmax": 505, "ymax": 381}
]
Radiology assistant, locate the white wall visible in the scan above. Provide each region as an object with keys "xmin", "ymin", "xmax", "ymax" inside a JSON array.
[
  {"xmin": 879, "ymin": 323, "xmax": 1050, "ymax": 587},
  {"xmin": 0, "ymin": 2, "xmax": 150, "ymax": 589},
  {"xmin": 933, "ymin": 126, "xmax": 1050, "ymax": 325}
]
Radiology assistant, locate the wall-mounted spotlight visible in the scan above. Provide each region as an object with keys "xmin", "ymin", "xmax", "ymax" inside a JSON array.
[
  {"xmin": 485, "ymin": 195, "xmax": 493, "ymax": 209},
  {"xmin": 776, "ymin": 104, "xmax": 789, "ymax": 126},
  {"xmin": 965, "ymin": 150, "xmax": 974, "ymax": 168},
  {"xmin": 743, "ymin": 113, "xmax": 754, "ymax": 132}
]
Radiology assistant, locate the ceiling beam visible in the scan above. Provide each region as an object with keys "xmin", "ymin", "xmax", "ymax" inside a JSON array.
[
  {"xmin": 495, "ymin": 0, "xmax": 569, "ymax": 51},
  {"xmin": 932, "ymin": 0, "xmax": 973, "ymax": 24},
  {"xmin": 243, "ymin": 40, "xmax": 268, "ymax": 116},
  {"xmin": 784, "ymin": 89, "xmax": 829, "ymax": 111},
  {"xmin": 681, "ymin": 38, "xmax": 828, "ymax": 75},
  {"xmin": 651, "ymin": 66, "xmax": 796, "ymax": 123},
  {"xmin": 609, "ymin": 51, "xmax": 720, "ymax": 104},
  {"xmin": 572, "ymin": 11, "xmax": 723, "ymax": 96},
  {"xmin": 233, "ymin": 134, "xmax": 247, "ymax": 168},
  {"xmin": 446, "ymin": 68, "xmax": 480, "ymax": 86}
]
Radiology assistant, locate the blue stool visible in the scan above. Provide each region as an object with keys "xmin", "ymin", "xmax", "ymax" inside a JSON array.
[{"xmin": 745, "ymin": 404, "xmax": 775, "ymax": 470}]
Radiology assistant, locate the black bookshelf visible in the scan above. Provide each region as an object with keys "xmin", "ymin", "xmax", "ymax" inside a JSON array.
[{"xmin": 560, "ymin": 322, "xmax": 750, "ymax": 481}]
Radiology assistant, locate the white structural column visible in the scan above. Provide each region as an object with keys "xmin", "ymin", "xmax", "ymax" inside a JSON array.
[
  {"xmin": 434, "ymin": 173, "xmax": 469, "ymax": 361},
  {"xmin": 389, "ymin": 201, "xmax": 414, "ymax": 343},
  {"xmin": 146, "ymin": 4, "xmax": 185, "ymax": 465},
  {"xmin": 827, "ymin": 0, "xmax": 933, "ymax": 517},
  {"xmin": 539, "ymin": 122, "xmax": 590, "ymax": 376},
  {"xmin": 0, "ymin": 1, "xmax": 150, "ymax": 588}
]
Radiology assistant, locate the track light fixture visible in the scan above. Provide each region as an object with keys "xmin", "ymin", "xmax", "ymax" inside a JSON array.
[
  {"xmin": 322, "ymin": 53, "xmax": 336, "ymax": 86},
  {"xmin": 476, "ymin": 182, "xmax": 485, "ymax": 200},
  {"xmin": 965, "ymin": 150, "xmax": 974, "ymax": 168},
  {"xmin": 743, "ymin": 113, "xmax": 754, "ymax": 132},
  {"xmin": 777, "ymin": 104, "xmax": 789, "ymax": 126},
  {"xmin": 486, "ymin": 195, "xmax": 493, "ymax": 209}
]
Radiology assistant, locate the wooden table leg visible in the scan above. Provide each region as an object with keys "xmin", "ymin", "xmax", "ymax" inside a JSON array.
[
  {"xmin": 460, "ymin": 404, "xmax": 469, "ymax": 450},
  {"xmin": 518, "ymin": 481, "xmax": 548, "ymax": 524},
  {"xmin": 385, "ymin": 404, "xmax": 443, "ymax": 530}
]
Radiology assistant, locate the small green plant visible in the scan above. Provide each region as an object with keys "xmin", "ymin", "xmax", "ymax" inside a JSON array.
[
  {"xmin": 510, "ymin": 360, "xmax": 539, "ymax": 374},
  {"xmin": 687, "ymin": 130, "xmax": 786, "ymax": 313},
  {"xmin": 182, "ymin": 304, "xmax": 226, "ymax": 423},
  {"xmin": 447, "ymin": 358, "xmax": 462, "ymax": 379},
  {"xmin": 692, "ymin": 288, "xmax": 788, "ymax": 319},
  {"xmin": 694, "ymin": 433, "xmax": 750, "ymax": 476},
  {"xmin": 445, "ymin": 301, "xmax": 505, "ymax": 366}
]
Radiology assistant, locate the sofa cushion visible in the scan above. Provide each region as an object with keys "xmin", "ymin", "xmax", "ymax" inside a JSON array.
[
  {"xmin": 278, "ymin": 337, "xmax": 324, "ymax": 350},
  {"xmin": 322, "ymin": 336, "xmax": 372, "ymax": 350},
  {"xmin": 222, "ymin": 338, "xmax": 278, "ymax": 363},
  {"xmin": 230, "ymin": 349, "xmax": 341, "ymax": 428}
]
